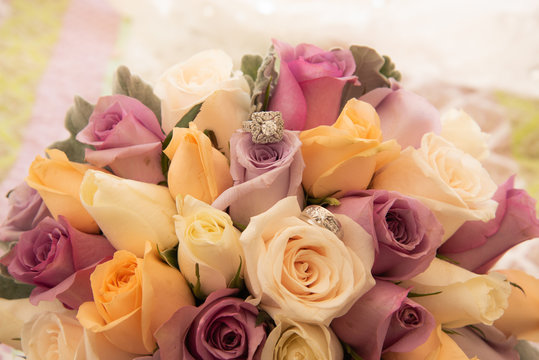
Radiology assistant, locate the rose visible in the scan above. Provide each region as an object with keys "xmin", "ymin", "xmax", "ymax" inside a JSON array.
[
  {"xmin": 440, "ymin": 108, "xmax": 489, "ymax": 160},
  {"xmin": 163, "ymin": 123, "xmax": 233, "ymax": 203},
  {"xmin": 240, "ymin": 196, "xmax": 375, "ymax": 325},
  {"xmin": 372, "ymin": 133, "xmax": 498, "ymax": 241},
  {"xmin": 155, "ymin": 288, "xmax": 266, "ymax": 360},
  {"xmin": 80, "ymin": 170, "xmax": 178, "ymax": 258},
  {"xmin": 300, "ymin": 98, "xmax": 400, "ymax": 198},
  {"xmin": 260, "ymin": 317, "xmax": 343, "ymax": 360},
  {"xmin": 439, "ymin": 176, "xmax": 539, "ymax": 273},
  {"xmin": 76, "ymin": 94, "xmax": 165, "ymax": 184},
  {"xmin": 77, "ymin": 245, "xmax": 195, "ymax": 355},
  {"xmin": 384, "ymin": 325, "xmax": 478, "ymax": 360},
  {"xmin": 448, "ymin": 324, "xmax": 519, "ymax": 360},
  {"xmin": 360, "ymin": 83, "xmax": 441, "ymax": 149},
  {"xmin": 268, "ymin": 39, "xmax": 357, "ymax": 130},
  {"xmin": 26, "ymin": 149, "xmax": 105, "ymax": 234},
  {"xmin": 400, "ymin": 258, "xmax": 511, "ymax": 328},
  {"xmin": 331, "ymin": 280, "xmax": 435, "ymax": 360},
  {"xmin": 330, "ymin": 189, "xmax": 443, "ymax": 280},
  {"xmin": 21, "ymin": 311, "xmax": 84, "ymax": 360},
  {"xmin": 212, "ymin": 130, "xmax": 305, "ymax": 226},
  {"xmin": 4, "ymin": 216, "xmax": 115, "ymax": 309},
  {"xmin": 0, "ymin": 182, "xmax": 51, "ymax": 244},
  {"xmin": 175, "ymin": 195, "xmax": 243, "ymax": 296},
  {"xmin": 494, "ymin": 269, "xmax": 539, "ymax": 342},
  {"xmin": 154, "ymin": 49, "xmax": 251, "ymax": 157}
]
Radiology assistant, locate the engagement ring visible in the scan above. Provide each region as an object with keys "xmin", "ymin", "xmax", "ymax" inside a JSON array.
[
  {"xmin": 242, "ymin": 111, "xmax": 284, "ymax": 144},
  {"xmin": 299, "ymin": 205, "xmax": 344, "ymax": 240}
]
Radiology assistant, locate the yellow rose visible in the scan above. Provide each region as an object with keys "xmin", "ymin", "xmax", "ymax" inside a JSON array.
[
  {"xmin": 26, "ymin": 149, "xmax": 105, "ymax": 233},
  {"xmin": 300, "ymin": 99, "xmax": 400, "ymax": 198},
  {"xmin": 440, "ymin": 108, "xmax": 489, "ymax": 161},
  {"xmin": 372, "ymin": 133, "xmax": 498, "ymax": 240},
  {"xmin": 76, "ymin": 245, "xmax": 194, "ymax": 355},
  {"xmin": 175, "ymin": 195, "xmax": 243, "ymax": 296},
  {"xmin": 154, "ymin": 49, "xmax": 251, "ymax": 157},
  {"xmin": 80, "ymin": 169, "xmax": 178, "ymax": 257},
  {"xmin": 163, "ymin": 123, "xmax": 232, "ymax": 203},
  {"xmin": 494, "ymin": 269, "xmax": 539, "ymax": 342},
  {"xmin": 400, "ymin": 258, "xmax": 510, "ymax": 328},
  {"xmin": 384, "ymin": 325, "xmax": 478, "ymax": 360}
]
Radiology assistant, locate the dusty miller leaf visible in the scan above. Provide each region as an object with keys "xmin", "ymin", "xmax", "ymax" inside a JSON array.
[
  {"xmin": 113, "ymin": 65, "xmax": 162, "ymax": 124},
  {"xmin": 48, "ymin": 96, "xmax": 94, "ymax": 163},
  {"xmin": 380, "ymin": 55, "xmax": 402, "ymax": 81},
  {"xmin": 251, "ymin": 46, "xmax": 280, "ymax": 112},
  {"xmin": 515, "ymin": 340, "xmax": 539, "ymax": 360},
  {"xmin": 0, "ymin": 273, "xmax": 34, "ymax": 300},
  {"xmin": 241, "ymin": 54, "xmax": 263, "ymax": 83}
]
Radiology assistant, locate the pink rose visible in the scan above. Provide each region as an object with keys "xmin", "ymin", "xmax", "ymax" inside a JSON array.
[
  {"xmin": 4, "ymin": 216, "xmax": 115, "ymax": 309},
  {"xmin": 211, "ymin": 131, "xmax": 304, "ymax": 226},
  {"xmin": 76, "ymin": 95, "xmax": 165, "ymax": 184},
  {"xmin": 439, "ymin": 175, "xmax": 539, "ymax": 273},
  {"xmin": 331, "ymin": 280, "xmax": 435, "ymax": 360},
  {"xmin": 268, "ymin": 39, "xmax": 357, "ymax": 130},
  {"xmin": 360, "ymin": 82, "xmax": 441, "ymax": 148}
]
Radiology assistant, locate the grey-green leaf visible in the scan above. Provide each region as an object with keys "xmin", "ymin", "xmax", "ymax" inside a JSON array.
[
  {"xmin": 515, "ymin": 340, "xmax": 539, "ymax": 360},
  {"xmin": 0, "ymin": 273, "xmax": 34, "ymax": 300},
  {"xmin": 380, "ymin": 55, "xmax": 402, "ymax": 81},
  {"xmin": 241, "ymin": 54, "xmax": 263, "ymax": 82},
  {"xmin": 251, "ymin": 46, "xmax": 280, "ymax": 112},
  {"xmin": 113, "ymin": 65, "xmax": 162, "ymax": 124}
]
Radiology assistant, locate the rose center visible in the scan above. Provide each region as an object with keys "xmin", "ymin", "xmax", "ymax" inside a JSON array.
[
  {"xmin": 386, "ymin": 211, "xmax": 408, "ymax": 244},
  {"xmin": 95, "ymin": 112, "xmax": 122, "ymax": 140},
  {"xmin": 397, "ymin": 305, "xmax": 421, "ymax": 327}
]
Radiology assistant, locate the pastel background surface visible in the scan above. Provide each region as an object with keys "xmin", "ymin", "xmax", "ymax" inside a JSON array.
[{"xmin": 0, "ymin": 0, "xmax": 538, "ymax": 356}]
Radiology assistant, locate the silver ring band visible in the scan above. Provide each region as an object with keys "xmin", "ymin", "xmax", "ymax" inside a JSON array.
[{"xmin": 299, "ymin": 205, "xmax": 344, "ymax": 240}]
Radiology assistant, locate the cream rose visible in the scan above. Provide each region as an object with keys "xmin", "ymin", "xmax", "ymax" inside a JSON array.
[
  {"xmin": 154, "ymin": 49, "xmax": 251, "ymax": 157},
  {"xmin": 175, "ymin": 195, "xmax": 243, "ymax": 296},
  {"xmin": 261, "ymin": 317, "xmax": 343, "ymax": 360},
  {"xmin": 440, "ymin": 108, "xmax": 489, "ymax": 161},
  {"xmin": 240, "ymin": 196, "xmax": 375, "ymax": 325},
  {"xmin": 80, "ymin": 170, "xmax": 177, "ymax": 257},
  {"xmin": 400, "ymin": 258, "xmax": 510, "ymax": 328},
  {"xmin": 372, "ymin": 133, "xmax": 498, "ymax": 240},
  {"xmin": 77, "ymin": 244, "xmax": 194, "ymax": 355}
]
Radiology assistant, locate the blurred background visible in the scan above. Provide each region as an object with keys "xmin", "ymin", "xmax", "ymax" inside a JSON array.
[{"xmin": 0, "ymin": 0, "xmax": 538, "ymax": 273}]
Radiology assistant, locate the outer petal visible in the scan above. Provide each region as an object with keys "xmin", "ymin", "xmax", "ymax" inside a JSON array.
[{"xmin": 268, "ymin": 63, "xmax": 307, "ymax": 130}]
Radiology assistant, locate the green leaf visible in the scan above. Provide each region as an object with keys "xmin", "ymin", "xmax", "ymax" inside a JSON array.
[
  {"xmin": 408, "ymin": 291, "xmax": 442, "ymax": 298},
  {"xmin": 228, "ymin": 256, "xmax": 244, "ymax": 290},
  {"xmin": 442, "ymin": 328, "xmax": 461, "ymax": 336},
  {"xmin": 156, "ymin": 245, "xmax": 179, "ymax": 270},
  {"xmin": 509, "ymin": 281, "xmax": 526, "ymax": 295},
  {"xmin": 515, "ymin": 340, "xmax": 539, "ymax": 360},
  {"xmin": 241, "ymin": 54, "xmax": 263, "ymax": 82},
  {"xmin": 306, "ymin": 190, "xmax": 341, "ymax": 207},
  {"xmin": 113, "ymin": 65, "xmax": 162, "ymax": 124},
  {"xmin": 342, "ymin": 343, "xmax": 364, "ymax": 360},
  {"xmin": 340, "ymin": 46, "xmax": 391, "ymax": 108},
  {"xmin": 187, "ymin": 263, "xmax": 206, "ymax": 301},
  {"xmin": 466, "ymin": 324, "xmax": 487, "ymax": 340},
  {"xmin": 0, "ymin": 273, "xmax": 34, "ymax": 300},
  {"xmin": 435, "ymin": 253, "xmax": 460, "ymax": 265},
  {"xmin": 255, "ymin": 309, "xmax": 275, "ymax": 328},
  {"xmin": 233, "ymin": 222, "xmax": 246, "ymax": 232},
  {"xmin": 48, "ymin": 96, "xmax": 94, "ymax": 163},
  {"xmin": 251, "ymin": 46, "xmax": 280, "ymax": 112},
  {"xmin": 380, "ymin": 55, "xmax": 402, "ymax": 81},
  {"xmin": 203, "ymin": 129, "xmax": 220, "ymax": 150}
]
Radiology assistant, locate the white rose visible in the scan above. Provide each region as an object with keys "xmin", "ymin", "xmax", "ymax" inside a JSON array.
[
  {"xmin": 80, "ymin": 170, "xmax": 178, "ymax": 257},
  {"xmin": 372, "ymin": 133, "xmax": 498, "ymax": 241},
  {"xmin": 441, "ymin": 108, "xmax": 490, "ymax": 160},
  {"xmin": 401, "ymin": 258, "xmax": 511, "ymax": 328},
  {"xmin": 240, "ymin": 196, "xmax": 375, "ymax": 325},
  {"xmin": 154, "ymin": 49, "xmax": 251, "ymax": 157},
  {"xmin": 261, "ymin": 317, "xmax": 343, "ymax": 360},
  {"xmin": 175, "ymin": 195, "xmax": 243, "ymax": 295}
]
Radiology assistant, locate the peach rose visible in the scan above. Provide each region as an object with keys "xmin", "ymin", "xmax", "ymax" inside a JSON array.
[
  {"xmin": 26, "ymin": 149, "xmax": 105, "ymax": 234},
  {"xmin": 372, "ymin": 133, "xmax": 498, "ymax": 240},
  {"xmin": 163, "ymin": 123, "xmax": 233, "ymax": 203},
  {"xmin": 300, "ymin": 99, "xmax": 400, "ymax": 198},
  {"xmin": 76, "ymin": 244, "xmax": 194, "ymax": 355}
]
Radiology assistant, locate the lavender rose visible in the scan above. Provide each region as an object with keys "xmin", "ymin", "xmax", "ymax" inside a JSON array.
[
  {"xmin": 330, "ymin": 190, "xmax": 443, "ymax": 280},
  {"xmin": 448, "ymin": 324, "xmax": 519, "ymax": 360},
  {"xmin": 331, "ymin": 280, "xmax": 435, "ymax": 360},
  {"xmin": 76, "ymin": 94, "xmax": 165, "ymax": 184},
  {"xmin": 155, "ymin": 288, "xmax": 267, "ymax": 360},
  {"xmin": 212, "ymin": 131, "xmax": 304, "ymax": 226},
  {"xmin": 3, "ymin": 216, "xmax": 115, "ymax": 309},
  {"xmin": 268, "ymin": 39, "xmax": 357, "ymax": 130},
  {"xmin": 0, "ymin": 182, "xmax": 51, "ymax": 244},
  {"xmin": 439, "ymin": 175, "xmax": 539, "ymax": 273}
]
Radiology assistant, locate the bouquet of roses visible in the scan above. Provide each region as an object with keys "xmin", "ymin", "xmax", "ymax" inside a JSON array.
[{"xmin": 1, "ymin": 39, "xmax": 539, "ymax": 360}]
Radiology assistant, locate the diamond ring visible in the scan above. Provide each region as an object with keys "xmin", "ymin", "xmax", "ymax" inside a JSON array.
[
  {"xmin": 299, "ymin": 205, "xmax": 344, "ymax": 240},
  {"xmin": 242, "ymin": 111, "xmax": 284, "ymax": 144}
]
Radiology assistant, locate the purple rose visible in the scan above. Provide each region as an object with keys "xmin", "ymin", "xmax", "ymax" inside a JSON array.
[
  {"xmin": 268, "ymin": 39, "xmax": 357, "ymax": 130},
  {"xmin": 330, "ymin": 190, "xmax": 443, "ymax": 280},
  {"xmin": 76, "ymin": 94, "xmax": 165, "ymax": 184},
  {"xmin": 3, "ymin": 216, "xmax": 115, "ymax": 309},
  {"xmin": 439, "ymin": 175, "xmax": 539, "ymax": 273},
  {"xmin": 331, "ymin": 280, "xmax": 435, "ymax": 360},
  {"xmin": 0, "ymin": 182, "xmax": 51, "ymax": 244},
  {"xmin": 212, "ymin": 131, "xmax": 304, "ymax": 226},
  {"xmin": 360, "ymin": 82, "xmax": 441, "ymax": 148},
  {"xmin": 449, "ymin": 324, "xmax": 519, "ymax": 360},
  {"xmin": 155, "ymin": 288, "xmax": 267, "ymax": 360}
]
